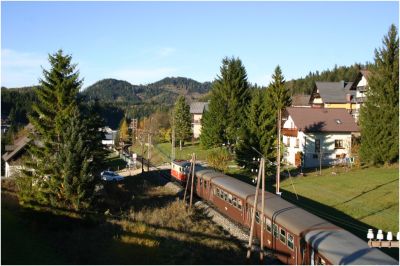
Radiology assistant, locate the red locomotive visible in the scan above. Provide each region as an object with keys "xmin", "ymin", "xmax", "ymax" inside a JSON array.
[{"xmin": 170, "ymin": 160, "xmax": 191, "ymax": 183}]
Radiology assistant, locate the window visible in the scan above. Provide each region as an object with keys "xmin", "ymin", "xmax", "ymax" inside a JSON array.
[
  {"xmin": 335, "ymin": 139, "xmax": 344, "ymax": 149},
  {"xmin": 280, "ymin": 228, "xmax": 287, "ymax": 244},
  {"xmin": 237, "ymin": 199, "xmax": 242, "ymax": 210},
  {"xmin": 265, "ymin": 218, "xmax": 272, "ymax": 232},
  {"xmin": 215, "ymin": 187, "xmax": 220, "ymax": 196},
  {"xmin": 313, "ymin": 154, "xmax": 318, "ymax": 159},
  {"xmin": 295, "ymin": 138, "xmax": 299, "ymax": 148},
  {"xmin": 255, "ymin": 211, "xmax": 260, "ymax": 224},
  {"xmin": 315, "ymin": 139, "xmax": 320, "ymax": 153},
  {"xmin": 232, "ymin": 197, "xmax": 237, "ymax": 207},
  {"xmin": 273, "ymin": 224, "xmax": 278, "ymax": 238},
  {"xmin": 228, "ymin": 193, "xmax": 233, "ymax": 205},
  {"xmin": 287, "ymin": 233, "xmax": 294, "ymax": 250}
]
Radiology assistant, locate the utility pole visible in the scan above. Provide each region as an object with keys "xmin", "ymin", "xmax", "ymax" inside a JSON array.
[
  {"xmin": 171, "ymin": 115, "xmax": 176, "ymax": 161},
  {"xmin": 189, "ymin": 153, "xmax": 196, "ymax": 209},
  {"xmin": 260, "ymin": 158, "xmax": 265, "ymax": 261},
  {"xmin": 247, "ymin": 159, "xmax": 263, "ymax": 259},
  {"xmin": 276, "ymin": 109, "xmax": 281, "ymax": 196}
]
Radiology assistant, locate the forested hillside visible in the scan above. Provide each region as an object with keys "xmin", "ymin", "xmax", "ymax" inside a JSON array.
[
  {"xmin": 286, "ymin": 63, "xmax": 370, "ymax": 95},
  {"xmin": 82, "ymin": 77, "xmax": 212, "ymax": 105}
]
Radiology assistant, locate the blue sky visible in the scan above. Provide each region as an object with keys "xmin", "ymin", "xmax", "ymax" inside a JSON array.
[{"xmin": 1, "ymin": 1, "xmax": 398, "ymax": 89}]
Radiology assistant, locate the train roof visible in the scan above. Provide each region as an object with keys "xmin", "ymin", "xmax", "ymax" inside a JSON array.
[
  {"xmin": 212, "ymin": 175, "xmax": 257, "ymax": 199},
  {"xmin": 305, "ymin": 229, "xmax": 399, "ymax": 265},
  {"xmin": 171, "ymin": 160, "xmax": 191, "ymax": 167},
  {"xmin": 195, "ymin": 169, "xmax": 220, "ymax": 180},
  {"xmin": 247, "ymin": 192, "xmax": 336, "ymax": 235}
]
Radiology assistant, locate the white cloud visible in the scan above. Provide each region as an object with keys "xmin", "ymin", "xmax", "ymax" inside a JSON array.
[
  {"xmin": 1, "ymin": 49, "xmax": 48, "ymax": 87},
  {"xmin": 110, "ymin": 67, "xmax": 178, "ymax": 85}
]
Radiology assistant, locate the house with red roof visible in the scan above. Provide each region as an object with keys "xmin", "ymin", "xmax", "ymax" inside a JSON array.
[{"xmin": 282, "ymin": 107, "xmax": 359, "ymax": 168}]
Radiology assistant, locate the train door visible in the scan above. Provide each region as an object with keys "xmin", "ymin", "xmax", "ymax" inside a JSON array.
[{"xmin": 203, "ymin": 179, "xmax": 209, "ymax": 200}]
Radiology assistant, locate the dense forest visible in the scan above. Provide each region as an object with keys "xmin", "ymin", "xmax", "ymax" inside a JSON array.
[{"xmin": 286, "ymin": 63, "xmax": 370, "ymax": 95}]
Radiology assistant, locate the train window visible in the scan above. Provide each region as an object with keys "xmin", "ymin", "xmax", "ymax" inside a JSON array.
[
  {"xmin": 204, "ymin": 181, "xmax": 207, "ymax": 189},
  {"xmin": 273, "ymin": 224, "xmax": 278, "ymax": 238},
  {"xmin": 265, "ymin": 218, "xmax": 272, "ymax": 232},
  {"xmin": 287, "ymin": 233, "xmax": 294, "ymax": 250},
  {"xmin": 200, "ymin": 179, "xmax": 203, "ymax": 186},
  {"xmin": 232, "ymin": 197, "xmax": 237, "ymax": 207},
  {"xmin": 279, "ymin": 228, "xmax": 287, "ymax": 244},
  {"xmin": 228, "ymin": 194, "xmax": 233, "ymax": 205},
  {"xmin": 255, "ymin": 211, "xmax": 260, "ymax": 224},
  {"xmin": 237, "ymin": 199, "xmax": 242, "ymax": 210}
]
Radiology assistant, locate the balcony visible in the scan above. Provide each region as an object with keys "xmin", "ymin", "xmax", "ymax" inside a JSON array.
[{"xmin": 281, "ymin": 128, "xmax": 298, "ymax": 137}]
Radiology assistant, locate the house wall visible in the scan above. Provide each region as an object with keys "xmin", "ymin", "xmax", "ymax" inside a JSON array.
[
  {"xmin": 282, "ymin": 117, "xmax": 352, "ymax": 168},
  {"xmin": 192, "ymin": 113, "xmax": 203, "ymax": 138},
  {"xmin": 324, "ymin": 103, "xmax": 354, "ymax": 110},
  {"xmin": 5, "ymin": 162, "xmax": 23, "ymax": 178}
]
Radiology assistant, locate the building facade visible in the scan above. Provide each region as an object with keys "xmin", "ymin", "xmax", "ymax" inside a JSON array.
[{"xmin": 282, "ymin": 107, "xmax": 359, "ymax": 168}]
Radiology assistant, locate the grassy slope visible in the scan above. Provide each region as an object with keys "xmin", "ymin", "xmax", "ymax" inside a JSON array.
[
  {"xmin": 1, "ymin": 173, "xmax": 267, "ymax": 265},
  {"xmin": 279, "ymin": 166, "xmax": 399, "ymax": 233}
]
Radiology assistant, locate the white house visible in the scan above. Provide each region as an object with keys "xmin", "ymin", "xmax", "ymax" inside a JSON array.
[
  {"xmin": 282, "ymin": 107, "xmax": 359, "ymax": 168},
  {"xmin": 349, "ymin": 70, "xmax": 370, "ymax": 122},
  {"xmin": 189, "ymin": 102, "xmax": 209, "ymax": 139},
  {"xmin": 2, "ymin": 135, "xmax": 31, "ymax": 178},
  {"xmin": 100, "ymin": 127, "xmax": 118, "ymax": 147}
]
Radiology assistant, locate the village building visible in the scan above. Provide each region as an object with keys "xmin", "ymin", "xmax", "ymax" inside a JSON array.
[
  {"xmin": 349, "ymin": 70, "xmax": 370, "ymax": 122},
  {"xmin": 2, "ymin": 135, "xmax": 31, "ymax": 178},
  {"xmin": 282, "ymin": 107, "xmax": 359, "ymax": 168},
  {"xmin": 291, "ymin": 94, "xmax": 311, "ymax": 107},
  {"xmin": 100, "ymin": 126, "xmax": 118, "ymax": 147},
  {"xmin": 189, "ymin": 101, "xmax": 209, "ymax": 139}
]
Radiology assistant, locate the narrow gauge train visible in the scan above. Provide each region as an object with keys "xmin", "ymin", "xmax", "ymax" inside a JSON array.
[{"xmin": 171, "ymin": 161, "xmax": 398, "ymax": 265}]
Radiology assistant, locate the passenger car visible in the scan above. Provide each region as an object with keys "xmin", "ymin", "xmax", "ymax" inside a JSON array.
[{"xmin": 101, "ymin": 171, "xmax": 124, "ymax": 182}]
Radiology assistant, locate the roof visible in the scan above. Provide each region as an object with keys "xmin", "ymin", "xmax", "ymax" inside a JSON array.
[
  {"xmin": 312, "ymin": 81, "xmax": 354, "ymax": 104},
  {"xmin": 190, "ymin": 102, "xmax": 208, "ymax": 114},
  {"xmin": 305, "ymin": 229, "xmax": 398, "ymax": 265},
  {"xmin": 247, "ymin": 191, "xmax": 335, "ymax": 235},
  {"xmin": 291, "ymin": 94, "xmax": 311, "ymax": 107},
  {"xmin": 172, "ymin": 160, "xmax": 191, "ymax": 167},
  {"xmin": 285, "ymin": 107, "xmax": 359, "ymax": 133},
  {"xmin": 211, "ymin": 174, "xmax": 257, "ymax": 199},
  {"xmin": 2, "ymin": 135, "xmax": 31, "ymax": 162},
  {"xmin": 360, "ymin": 69, "xmax": 371, "ymax": 80}
]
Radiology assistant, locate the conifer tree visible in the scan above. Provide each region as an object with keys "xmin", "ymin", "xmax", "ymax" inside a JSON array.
[
  {"xmin": 269, "ymin": 66, "xmax": 291, "ymax": 193},
  {"xmin": 360, "ymin": 24, "xmax": 399, "ymax": 165},
  {"xmin": 173, "ymin": 96, "xmax": 191, "ymax": 150},
  {"xmin": 19, "ymin": 50, "xmax": 105, "ymax": 210},
  {"xmin": 200, "ymin": 57, "xmax": 250, "ymax": 149},
  {"xmin": 236, "ymin": 89, "xmax": 277, "ymax": 168}
]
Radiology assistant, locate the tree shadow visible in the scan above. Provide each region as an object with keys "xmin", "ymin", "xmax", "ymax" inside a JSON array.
[{"xmin": 279, "ymin": 188, "xmax": 399, "ymax": 260}]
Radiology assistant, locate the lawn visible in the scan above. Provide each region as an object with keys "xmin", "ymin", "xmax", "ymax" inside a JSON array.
[
  {"xmin": 279, "ymin": 165, "xmax": 399, "ymax": 234},
  {"xmin": 129, "ymin": 141, "xmax": 218, "ymax": 166}
]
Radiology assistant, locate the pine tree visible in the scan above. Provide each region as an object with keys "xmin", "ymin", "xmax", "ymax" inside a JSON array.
[
  {"xmin": 19, "ymin": 50, "xmax": 105, "ymax": 210},
  {"xmin": 200, "ymin": 57, "xmax": 250, "ymax": 149},
  {"xmin": 236, "ymin": 89, "xmax": 277, "ymax": 168},
  {"xmin": 360, "ymin": 24, "xmax": 399, "ymax": 165},
  {"xmin": 269, "ymin": 66, "xmax": 291, "ymax": 193},
  {"xmin": 173, "ymin": 96, "xmax": 191, "ymax": 150}
]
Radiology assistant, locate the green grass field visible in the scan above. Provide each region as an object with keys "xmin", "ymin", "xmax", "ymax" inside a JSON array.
[{"xmin": 279, "ymin": 165, "xmax": 399, "ymax": 233}]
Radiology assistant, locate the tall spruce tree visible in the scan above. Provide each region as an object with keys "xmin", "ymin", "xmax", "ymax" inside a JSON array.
[
  {"xmin": 360, "ymin": 24, "xmax": 399, "ymax": 165},
  {"xmin": 236, "ymin": 88, "xmax": 277, "ymax": 169},
  {"xmin": 19, "ymin": 50, "xmax": 105, "ymax": 210},
  {"xmin": 173, "ymin": 96, "xmax": 192, "ymax": 150},
  {"xmin": 200, "ymin": 57, "xmax": 250, "ymax": 149},
  {"xmin": 269, "ymin": 66, "xmax": 291, "ymax": 193}
]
